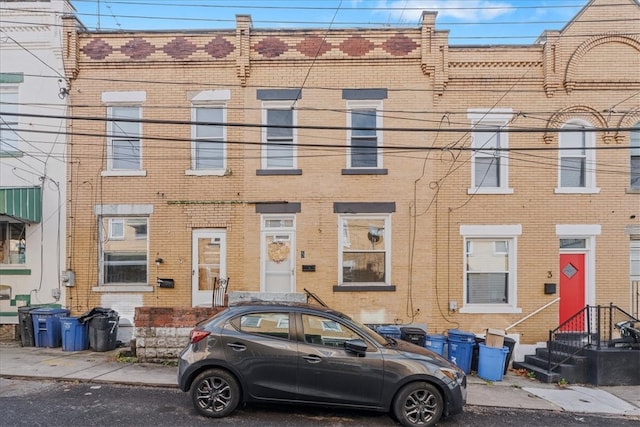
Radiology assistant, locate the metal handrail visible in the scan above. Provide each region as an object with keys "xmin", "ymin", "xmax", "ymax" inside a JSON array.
[{"xmin": 505, "ymin": 297, "xmax": 560, "ymax": 332}]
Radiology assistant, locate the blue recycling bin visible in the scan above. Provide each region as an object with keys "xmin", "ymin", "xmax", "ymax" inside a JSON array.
[
  {"xmin": 447, "ymin": 329, "xmax": 475, "ymax": 373},
  {"xmin": 61, "ymin": 317, "xmax": 89, "ymax": 351},
  {"xmin": 31, "ymin": 308, "xmax": 70, "ymax": 348},
  {"xmin": 376, "ymin": 325, "xmax": 401, "ymax": 340},
  {"xmin": 424, "ymin": 334, "xmax": 447, "ymax": 356},
  {"xmin": 477, "ymin": 343, "xmax": 509, "ymax": 381}
]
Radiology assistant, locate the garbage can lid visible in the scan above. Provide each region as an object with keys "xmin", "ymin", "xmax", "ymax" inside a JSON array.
[{"xmin": 30, "ymin": 307, "xmax": 69, "ymax": 315}]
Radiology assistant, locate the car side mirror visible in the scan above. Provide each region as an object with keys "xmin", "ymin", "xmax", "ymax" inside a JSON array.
[{"xmin": 344, "ymin": 338, "xmax": 368, "ymax": 356}]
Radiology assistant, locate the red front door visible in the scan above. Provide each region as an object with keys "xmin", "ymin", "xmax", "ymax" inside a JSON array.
[{"xmin": 559, "ymin": 253, "xmax": 586, "ymax": 330}]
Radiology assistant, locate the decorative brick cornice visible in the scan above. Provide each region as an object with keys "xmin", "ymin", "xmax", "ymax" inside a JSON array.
[
  {"xmin": 450, "ymin": 61, "xmax": 543, "ymax": 68},
  {"xmin": 543, "ymin": 105, "xmax": 610, "ymax": 144},
  {"xmin": 565, "ymin": 34, "xmax": 640, "ymax": 93},
  {"xmin": 614, "ymin": 108, "xmax": 640, "ymax": 143}
]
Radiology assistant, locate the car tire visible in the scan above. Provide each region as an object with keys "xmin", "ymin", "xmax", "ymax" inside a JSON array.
[
  {"xmin": 191, "ymin": 369, "xmax": 241, "ymax": 418},
  {"xmin": 392, "ymin": 382, "xmax": 443, "ymax": 427}
]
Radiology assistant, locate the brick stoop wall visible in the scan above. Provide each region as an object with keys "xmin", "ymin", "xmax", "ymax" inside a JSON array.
[{"xmin": 134, "ymin": 307, "xmax": 224, "ymax": 362}]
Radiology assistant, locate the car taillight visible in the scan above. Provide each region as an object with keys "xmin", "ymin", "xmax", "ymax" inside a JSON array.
[{"xmin": 190, "ymin": 329, "xmax": 210, "ymax": 344}]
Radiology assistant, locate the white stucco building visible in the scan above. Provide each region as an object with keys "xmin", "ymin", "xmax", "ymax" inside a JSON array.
[{"xmin": 0, "ymin": 0, "xmax": 72, "ymax": 334}]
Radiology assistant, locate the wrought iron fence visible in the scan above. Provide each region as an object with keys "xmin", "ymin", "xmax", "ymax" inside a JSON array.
[{"xmin": 547, "ymin": 304, "xmax": 639, "ymax": 372}]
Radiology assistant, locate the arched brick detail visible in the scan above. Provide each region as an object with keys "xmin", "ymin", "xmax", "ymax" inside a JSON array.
[
  {"xmin": 564, "ymin": 34, "xmax": 640, "ymax": 93},
  {"xmin": 543, "ymin": 106, "xmax": 609, "ymax": 144},
  {"xmin": 615, "ymin": 108, "xmax": 640, "ymax": 144}
]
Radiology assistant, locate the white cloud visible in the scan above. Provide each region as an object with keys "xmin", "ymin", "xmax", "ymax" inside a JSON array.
[{"xmin": 383, "ymin": 0, "xmax": 515, "ymax": 22}]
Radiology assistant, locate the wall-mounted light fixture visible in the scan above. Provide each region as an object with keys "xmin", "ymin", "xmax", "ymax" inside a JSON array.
[{"xmin": 155, "ymin": 257, "xmax": 164, "ymax": 266}]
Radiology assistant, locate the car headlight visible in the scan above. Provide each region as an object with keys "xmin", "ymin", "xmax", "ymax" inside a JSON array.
[{"xmin": 439, "ymin": 367, "xmax": 464, "ymax": 385}]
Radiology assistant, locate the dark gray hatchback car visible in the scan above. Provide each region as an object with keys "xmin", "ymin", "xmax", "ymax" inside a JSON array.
[{"xmin": 178, "ymin": 302, "xmax": 466, "ymax": 427}]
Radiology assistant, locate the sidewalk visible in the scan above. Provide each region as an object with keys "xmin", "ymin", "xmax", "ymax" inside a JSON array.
[{"xmin": 1, "ymin": 341, "xmax": 638, "ymax": 418}]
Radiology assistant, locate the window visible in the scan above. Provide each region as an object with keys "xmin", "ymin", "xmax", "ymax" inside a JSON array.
[
  {"xmin": 339, "ymin": 215, "xmax": 390, "ymax": 285},
  {"xmin": 631, "ymin": 239, "xmax": 640, "ymax": 280},
  {"xmin": 302, "ymin": 314, "xmax": 360, "ymax": 347},
  {"xmin": 348, "ymin": 102, "xmax": 382, "ymax": 168},
  {"xmin": 460, "ymin": 225, "xmax": 522, "ymax": 313},
  {"xmin": 99, "ymin": 217, "xmax": 148, "ymax": 285},
  {"xmin": 467, "ymin": 109, "xmax": 513, "ymax": 194},
  {"xmin": 108, "ymin": 106, "xmax": 141, "ymax": 171},
  {"xmin": 0, "ymin": 222, "xmax": 26, "ymax": 264},
  {"xmin": 473, "ymin": 126, "xmax": 503, "ymax": 187},
  {"xmin": 262, "ymin": 103, "xmax": 295, "ymax": 169},
  {"xmin": 0, "ymin": 88, "xmax": 19, "ymax": 153},
  {"xmin": 237, "ymin": 312, "xmax": 290, "ymax": 340},
  {"xmin": 631, "ymin": 123, "xmax": 640, "ymax": 190},
  {"xmin": 192, "ymin": 106, "xmax": 225, "ymax": 171},
  {"xmin": 557, "ymin": 121, "xmax": 597, "ymax": 192},
  {"xmin": 109, "ymin": 219, "xmax": 124, "ymax": 240}
]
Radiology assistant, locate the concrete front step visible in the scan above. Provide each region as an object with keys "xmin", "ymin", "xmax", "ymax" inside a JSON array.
[
  {"xmin": 522, "ymin": 354, "xmax": 588, "ymax": 384},
  {"xmin": 512, "ymin": 361, "xmax": 561, "ymax": 383}
]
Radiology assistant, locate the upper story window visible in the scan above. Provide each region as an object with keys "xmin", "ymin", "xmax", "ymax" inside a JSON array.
[
  {"xmin": 192, "ymin": 106, "xmax": 225, "ymax": 171},
  {"xmin": 262, "ymin": 102, "xmax": 296, "ymax": 170},
  {"xmin": 467, "ymin": 109, "xmax": 513, "ymax": 194},
  {"xmin": 631, "ymin": 123, "xmax": 640, "ymax": 190},
  {"xmin": 347, "ymin": 101, "xmax": 382, "ymax": 169},
  {"xmin": 107, "ymin": 106, "xmax": 142, "ymax": 171},
  {"xmin": 187, "ymin": 90, "xmax": 230, "ymax": 176},
  {"xmin": 460, "ymin": 224, "xmax": 522, "ymax": 314},
  {"xmin": 556, "ymin": 121, "xmax": 598, "ymax": 193},
  {"xmin": 0, "ymin": 88, "xmax": 19, "ymax": 154}
]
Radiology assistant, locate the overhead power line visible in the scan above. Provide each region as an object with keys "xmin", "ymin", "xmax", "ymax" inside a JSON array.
[{"xmin": 3, "ymin": 111, "xmax": 638, "ymax": 134}]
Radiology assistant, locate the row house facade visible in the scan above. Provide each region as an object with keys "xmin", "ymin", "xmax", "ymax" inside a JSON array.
[
  {"xmin": 0, "ymin": 0, "xmax": 71, "ymax": 338},
  {"xmin": 60, "ymin": 0, "xmax": 639, "ymax": 344}
]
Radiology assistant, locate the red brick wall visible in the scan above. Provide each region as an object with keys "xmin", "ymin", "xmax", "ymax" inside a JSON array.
[{"xmin": 134, "ymin": 307, "xmax": 224, "ymax": 328}]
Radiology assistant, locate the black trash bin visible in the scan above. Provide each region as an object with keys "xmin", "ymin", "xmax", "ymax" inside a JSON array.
[
  {"xmin": 472, "ymin": 336, "xmax": 517, "ymax": 375},
  {"xmin": 503, "ymin": 337, "xmax": 516, "ymax": 374},
  {"xmin": 400, "ymin": 327, "xmax": 427, "ymax": 346},
  {"xmin": 80, "ymin": 307, "xmax": 119, "ymax": 352},
  {"xmin": 17, "ymin": 306, "xmax": 35, "ymax": 347}
]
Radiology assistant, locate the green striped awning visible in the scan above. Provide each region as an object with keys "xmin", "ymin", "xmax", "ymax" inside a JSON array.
[{"xmin": 0, "ymin": 187, "xmax": 41, "ymax": 223}]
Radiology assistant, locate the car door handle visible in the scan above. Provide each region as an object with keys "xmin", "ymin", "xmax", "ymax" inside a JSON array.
[
  {"xmin": 302, "ymin": 354, "xmax": 322, "ymax": 363},
  {"xmin": 227, "ymin": 343, "xmax": 247, "ymax": 351}
]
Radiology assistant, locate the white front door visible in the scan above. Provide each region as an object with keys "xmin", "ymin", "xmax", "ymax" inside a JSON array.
[
  {"xmin": 261, "ymin": 216, "xmax": 295, "ymax": 293},
  {"xmin": 192, "ymin": 229, "xmax": 226, "ymax": 307}
]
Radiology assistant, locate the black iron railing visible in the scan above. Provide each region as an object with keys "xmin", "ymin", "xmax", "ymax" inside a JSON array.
[{"xmin": 547, "ymin": 303, "xmax": 639, "ymax": 372}]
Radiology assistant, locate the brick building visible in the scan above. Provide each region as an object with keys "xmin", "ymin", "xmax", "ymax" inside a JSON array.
[{"xmin": 61, "ymin": 0, "xmax": 639, "ymax": 344}]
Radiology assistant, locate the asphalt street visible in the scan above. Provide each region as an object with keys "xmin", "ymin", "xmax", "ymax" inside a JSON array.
[{"xmin": 1, "ymin": 379, "xmax": 638, "ymax": 427}]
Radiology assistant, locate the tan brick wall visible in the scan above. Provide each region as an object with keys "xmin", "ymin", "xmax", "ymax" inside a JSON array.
[{"xmin": 63, "ymin": 1, "xmax": 640, "ymax": 344}]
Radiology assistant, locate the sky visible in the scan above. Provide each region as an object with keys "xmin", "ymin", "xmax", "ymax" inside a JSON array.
[{"xmin": 70, "ymin": 0, "xmax": 593, "ymax": 45}]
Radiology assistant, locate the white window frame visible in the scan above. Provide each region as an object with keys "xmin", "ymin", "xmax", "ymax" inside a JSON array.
[
  {"xmin": 467, "ymin": 109, "xmax": 513, "ymax": 194},
  {"xmin": 98, "ymin": 216, "xmax": 149, "ymax": 287},
  {"xmin": 104, "ymin": 105, "xmax": 144, "ymax": 176},
  {"xmin": 459, "ymin": 225, "xmax": 522, "ymax": 314},
  {"xmin": 630, "ymin": 123, "xmax": 640, "ymax": 191},
  {"xmin": 338, "ymin": 214, "xmax": 391, "ymax": 286},
  {"xmin": 0, "ymin": 87, "xmax": 20, "ymax": 153},
  {"xmin": 187, "ymin": 103, "xmax": 227, "ymax": 175},
  {"xmin": 261, "ymin": 101, "xmax": 296, "ymax": 170},
  {"xmin": 109, "ymin": 218, "xmax": 125, "ymax": 240},
  {"xmin": 347, "ymin": 100, "xmax": 383, "ymax": 169},
  {"xmin": 555, "ymin": 120, "xmax": 599, "ymax": 194}
]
